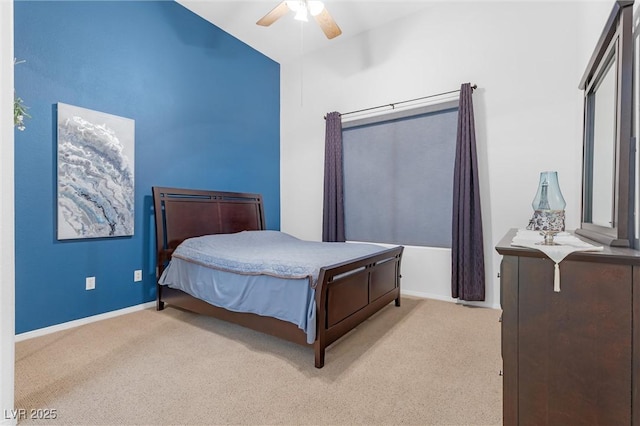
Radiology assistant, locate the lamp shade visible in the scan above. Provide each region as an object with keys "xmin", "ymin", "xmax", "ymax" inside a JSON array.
[{"xmin": 532, "ymin": 171, "xmax": 566, "ymax": 211}]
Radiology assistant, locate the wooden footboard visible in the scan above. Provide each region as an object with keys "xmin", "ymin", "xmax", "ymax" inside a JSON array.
[{"xmin": 314, "ymin": 245, "xmax": 404, "ymax": 368}]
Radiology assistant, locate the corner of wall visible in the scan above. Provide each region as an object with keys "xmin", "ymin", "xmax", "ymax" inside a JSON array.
[{"xmin": 0, "ymin": 0, "xmax": 16, "ymax": 421}]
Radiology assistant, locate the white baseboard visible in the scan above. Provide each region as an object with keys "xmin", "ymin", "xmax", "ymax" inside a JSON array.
[
  {"xmin": 401, "ymin": 289, "xmax": 500, "ymax": 310},
  {"xmin": 15, "ymin": 302, "xmax": 156, "ymax": 342}
]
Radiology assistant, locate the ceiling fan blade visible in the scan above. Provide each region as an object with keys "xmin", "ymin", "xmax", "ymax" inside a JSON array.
[
  {"xmin": 313, "ymin": 8, "xmax": 342, "ymax": 39},
  {"xmin": 257, "ymin": 1, "xmax": 290, "ymax": 27}
]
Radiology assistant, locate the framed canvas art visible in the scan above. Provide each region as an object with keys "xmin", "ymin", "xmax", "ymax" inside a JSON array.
[{"xmin": 57, "ymin": 103, "xmax": 135, "ymax": 240}]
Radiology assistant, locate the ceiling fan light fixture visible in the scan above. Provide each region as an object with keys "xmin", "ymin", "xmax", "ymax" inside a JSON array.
[
  {"xmin": 294, "ymin": 6, "xmax": 308, "ymax": 22},
  {"xmin": 258, "ymin": 0, "xmax": 341, "ymax": 40},
  {"xmin": 308, "ymin": 1, "xmax": 325, "ymax": 17}
]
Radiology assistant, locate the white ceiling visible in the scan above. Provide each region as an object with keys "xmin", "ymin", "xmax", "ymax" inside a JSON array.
[{"xmin": 177, "ymin": 0, "xmax": 435, "ymax": 63}]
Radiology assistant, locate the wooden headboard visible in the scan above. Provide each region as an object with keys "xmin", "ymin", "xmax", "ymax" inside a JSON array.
[{"xmin": 152, "ymin": 187, "xmax": 266, "ymax": 271}]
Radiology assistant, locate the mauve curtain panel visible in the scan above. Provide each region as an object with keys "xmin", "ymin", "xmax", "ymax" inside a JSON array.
[
  {"xmin": 322, "ymin": 111, "xmax": 345, "ymax": 242},
  {"xmin": 451, "ymin": 83, "xmax": 485, "ymax": 301}
]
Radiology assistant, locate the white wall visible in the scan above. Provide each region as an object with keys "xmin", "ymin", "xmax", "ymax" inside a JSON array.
[
  {"xmin": 280, "ymin": 1, "xmax": 612, "ymax": 309},
  {"xmin": 1, "ymin": 0, "xmax": 15, "ymax": 423}
]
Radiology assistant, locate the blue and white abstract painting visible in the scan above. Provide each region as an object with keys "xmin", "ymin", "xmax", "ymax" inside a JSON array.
[{"xmin": 57, "ymin": 103, "xmax": 135, "ymax": 240}]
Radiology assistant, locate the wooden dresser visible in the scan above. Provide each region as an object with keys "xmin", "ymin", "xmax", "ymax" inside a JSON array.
[{"xmin": 496, "ymin": 229, "xmax": 640, "ymax": 425}]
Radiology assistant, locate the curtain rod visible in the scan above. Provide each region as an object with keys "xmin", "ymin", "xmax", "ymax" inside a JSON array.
[{"xmin": 325, "ymin": 83, "xmax": 477, "ymax": 119}]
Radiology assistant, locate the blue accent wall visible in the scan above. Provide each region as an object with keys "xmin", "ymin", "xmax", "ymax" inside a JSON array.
[{"xmin": 14, "ymin": 1, "xmax": 280, "ymax": 333}]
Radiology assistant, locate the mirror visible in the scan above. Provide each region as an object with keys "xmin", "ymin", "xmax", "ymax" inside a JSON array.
[
  {"xmin": 576, "ymin": 0, "xmax": 634, "ymax": 247},
  {"xmin": 586, "ymin": 52, "xmax": 617, "ymax": 228}
]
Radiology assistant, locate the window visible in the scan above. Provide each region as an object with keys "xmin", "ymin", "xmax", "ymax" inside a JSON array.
[{"xmin": 342, "ymin": 101, "xmax": 458, "ymax": 248}]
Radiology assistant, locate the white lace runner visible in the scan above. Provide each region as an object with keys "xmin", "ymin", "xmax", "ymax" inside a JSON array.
[{"xmin": 511, "ymin": 229, "xmax": 603, "ymax": 292}]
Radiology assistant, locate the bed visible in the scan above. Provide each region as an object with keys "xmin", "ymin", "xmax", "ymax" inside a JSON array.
[{"xmin": 152, "ymin": 186, "xmax": 404, "ymax": 368}]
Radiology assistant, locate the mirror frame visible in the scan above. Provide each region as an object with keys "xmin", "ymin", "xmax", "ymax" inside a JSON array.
[{"xmin": 576, "ymin": 0, "xmax": 634, "ymax": 247}]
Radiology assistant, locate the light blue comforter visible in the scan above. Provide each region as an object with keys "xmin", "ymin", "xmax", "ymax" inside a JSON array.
[
  {"xmin": 160, "ymin": 231, "xmax": 390, "ymax": 343},
  {"xmin": 171, "ymin": 230, "xmax": 387, "ymax": 288}
]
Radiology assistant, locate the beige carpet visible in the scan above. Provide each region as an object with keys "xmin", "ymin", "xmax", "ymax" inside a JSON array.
[{"xmin": 15, "ymin": 297, "xmax": 502, "ymax": 425}]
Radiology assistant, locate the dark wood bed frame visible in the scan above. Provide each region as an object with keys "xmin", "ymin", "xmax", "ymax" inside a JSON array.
[{"xmin": 152, "ymin": 186, "xmax": 404, "ymax": 368}]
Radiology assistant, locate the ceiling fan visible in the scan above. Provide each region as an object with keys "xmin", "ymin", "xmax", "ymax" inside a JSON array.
[{"xmin": 257, "ymin": 1, "xmax": 342, "ymax": 40}]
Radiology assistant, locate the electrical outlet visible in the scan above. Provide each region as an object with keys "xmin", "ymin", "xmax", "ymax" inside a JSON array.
[
  {"xmin": 134, "ymin": 270, "xmax": 142, "ymax": 282},
  {"xmin": 86, "ymin": 276, "xmax": 96, "ymax": 290}
]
